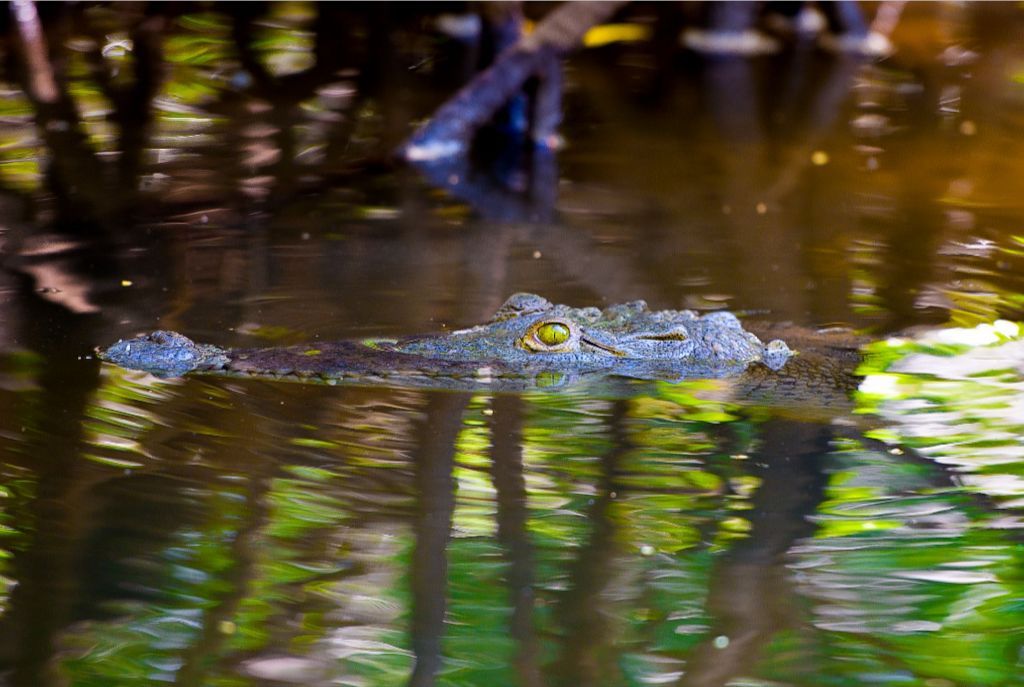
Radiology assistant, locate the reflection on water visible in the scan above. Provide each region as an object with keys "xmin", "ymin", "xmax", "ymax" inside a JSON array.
[
  {"xmin": 2, "ymin": 2, "xmax": 1024, "ymax": 685},
  {"xmin": 1, "ymin": 365, "xmax": 1022, "ymax": 686}
]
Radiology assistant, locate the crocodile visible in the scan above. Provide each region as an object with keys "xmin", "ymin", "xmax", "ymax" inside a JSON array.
[{"xmin": 99, "ymin": 293, "xmax": 807, "ymax": 391}]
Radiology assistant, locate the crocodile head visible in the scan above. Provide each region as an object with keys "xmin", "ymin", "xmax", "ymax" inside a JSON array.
[{"xmin": 385, "ymin": 293, "xmax": 792, "ymax": 375}]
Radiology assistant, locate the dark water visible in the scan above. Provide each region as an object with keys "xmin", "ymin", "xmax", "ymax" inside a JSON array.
[{"xmin": 1, "ymin": 3, "xmax": 1024, "ymax": 686}]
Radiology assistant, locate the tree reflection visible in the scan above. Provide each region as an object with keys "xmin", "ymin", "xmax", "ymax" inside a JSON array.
[
  {"xmin": 408, "ymin": 392, "xmax": 466, "ymax": 687},
  {"xmin": 0, "ymin": 268, "xmax": 103, "ymax": 686},
  {"xmin": 489, "ymin": 395, "xmax": 544, "ymax": 687},
  {"xmin": 676, "ymin": 420, "xmax": 830, "ymax": 687}
]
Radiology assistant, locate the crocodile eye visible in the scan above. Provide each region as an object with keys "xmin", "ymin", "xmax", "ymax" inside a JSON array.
[
  {"xmin": 519, "ymin": 318, "xmax": 577, "ymax": 352},
  {"xmin": 535, "ymin": 322, "xmax": 570, "ymax": 346}
]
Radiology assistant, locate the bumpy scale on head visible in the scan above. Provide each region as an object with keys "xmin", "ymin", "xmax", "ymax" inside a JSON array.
[
  {"xmin": 490, "ymin": 293, "xmax": 553, "ymax": 321},
  {"xmin": 761, "ymin": 339, "xmax": 793, "ymax": 370}
]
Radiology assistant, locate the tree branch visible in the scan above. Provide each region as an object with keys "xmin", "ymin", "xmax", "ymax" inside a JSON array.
[{"xmin": 400, "ymin": 1, "xmax": 627, "ymax": 161}]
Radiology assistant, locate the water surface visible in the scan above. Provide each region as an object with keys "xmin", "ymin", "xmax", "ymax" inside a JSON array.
[{"xmin": 1, "ymin": 3, "xmax": 1023, "ymax": 686}]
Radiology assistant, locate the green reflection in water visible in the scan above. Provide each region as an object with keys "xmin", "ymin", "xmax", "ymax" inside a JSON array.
[
  {"xmin": 795, "ymin": 483, "xmax": 1022, "ymax": 684},
  {"xmin": 0, "ymin": 342, "xmax": 1022, "ymax": 685}
]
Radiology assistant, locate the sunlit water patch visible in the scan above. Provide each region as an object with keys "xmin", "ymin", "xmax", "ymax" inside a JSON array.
[{"xmin": 860, "ymin": 321, "xmax": 1024, "ymax": 516}]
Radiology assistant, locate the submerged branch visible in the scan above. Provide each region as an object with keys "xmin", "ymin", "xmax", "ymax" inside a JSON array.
[
  {"xmin": 400, "ymin": 1, "xmax": 627, "ymax": 161},
  {"xmin": 10, "ymin": 0, "xmax": 58, "ymax": 104}
]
